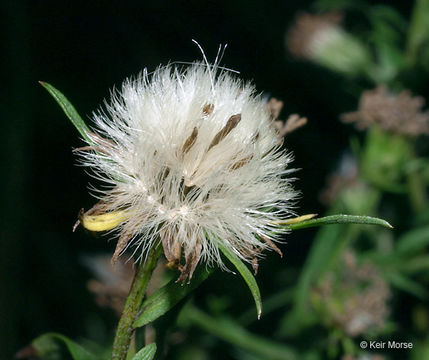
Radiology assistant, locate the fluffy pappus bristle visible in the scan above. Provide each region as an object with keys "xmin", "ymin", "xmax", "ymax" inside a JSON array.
[{"xmin": 77, "ymin": 62, "xmax": 298, "ymax": 282}]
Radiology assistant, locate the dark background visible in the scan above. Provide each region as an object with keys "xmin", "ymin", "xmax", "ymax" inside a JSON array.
[{"xmin": 0, "ymin": 1, "xmax": 415, "ymax": 359}]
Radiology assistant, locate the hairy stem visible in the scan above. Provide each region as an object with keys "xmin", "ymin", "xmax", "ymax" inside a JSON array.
[{"xmin": 112, "ymin": 243, "xmax": 162, "ymax": 360}]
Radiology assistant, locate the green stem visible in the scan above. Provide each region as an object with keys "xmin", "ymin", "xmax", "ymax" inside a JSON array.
[{"xmin": 112, "ymin": 243, "xmax": 162, "ymax": 360}]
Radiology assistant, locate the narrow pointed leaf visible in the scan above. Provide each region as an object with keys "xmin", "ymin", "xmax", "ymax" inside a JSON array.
[
  {"xmin": 385, "ymin": 272, "xmax": 428, "ymax": 299},
  {"xmin": 39, "ymin": 81, "xmax": 93, "ymax": 143},
  {"xmin": 32, "ymin": 333, "xmax": 96, "ymax": 360},
  {"xmin": 184, "ymin": 305, "xmax": 297, "ymax": 360},
  {"xmin": 131, "ymin": 343, "xmax": 156, "ymax": 360},
  {"xmin": 407, "ymin": 0, "xmax": 429, "ymax": 64},
  {"xmin": 134, "ymin": 267, "xmax": 212, "ymax": 328},
  {"xmin": 217, "ymin": 240, "xmax": 262, "ymax": 319},
  {"xmin": 396, "ymin": 225, "xmax": 429, "ymax": 254},
  {"xmin": 282, "ymin": 214, "xmax": 392, "ymax": 231}
]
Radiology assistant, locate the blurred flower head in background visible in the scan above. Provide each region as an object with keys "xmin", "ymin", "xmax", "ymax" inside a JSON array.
[
  {"xmin": 342, "ymin": 354, "xmax": 386, "ymax": 360},
  {"xmin": 76, "ymin": 63, "xmax": 298, "ymax": 282},
  {"xmin": 266, "ymin": 98, "xmax": 307, "ymax": 142},
  {"xmin": 83, "ymin": 255, "xmax": 134, "ymax": 316},
  {"xmin": 319, "ymin": 153, "xmax": 359, "ymax": 206},
  {"xmin": 312, "ymin": 251, "xmax": 391, "ymax": 337},
  {"xmin": 286, "ymin": 12, "xmax": 371, "ymax": 76},
  {"xmin": 342, "ymin": 85, "xmax": 429, "ymax": 136}
]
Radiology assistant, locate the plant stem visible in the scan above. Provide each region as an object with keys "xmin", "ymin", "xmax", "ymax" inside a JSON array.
[{"xmin": 112, "ymin": 243, "xmax": 162, "ymax": 360}]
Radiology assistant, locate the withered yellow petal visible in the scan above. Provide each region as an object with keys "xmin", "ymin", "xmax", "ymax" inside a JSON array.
[{"xmin": 81, "ymin": 210, "xmax": 129, "ymax": 232}]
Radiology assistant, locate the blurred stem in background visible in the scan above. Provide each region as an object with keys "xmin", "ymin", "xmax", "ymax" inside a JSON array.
[
  {"xmin": 406, "ymin": 0, "xmax": 429, "ymax": 66},
  {"xmin": 179, "ymin": 304, "xmax": 298, "ymax": 360},
  {"xmin": 406, "ymin": 144, "xmax": 427, "ymax": 213}
]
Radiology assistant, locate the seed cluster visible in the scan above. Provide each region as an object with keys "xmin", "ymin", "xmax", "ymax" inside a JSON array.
[{"xmin": 76, "ymin": 63, "xmax": 297, "ymax": 282}]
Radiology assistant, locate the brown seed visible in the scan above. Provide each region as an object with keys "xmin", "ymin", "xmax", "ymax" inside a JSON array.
[
  {"xmin": 177, "ymin": 238, "xmax": 202, "ymax": 284},
  {"xmin": 252, "ymin": 257, "xmax": 259, "ymax": 275},
  {"xmin": 208, "ymin": 114, "xmax": 241, "ymax": 151},
  {"xmin": 182, "ymin": 127, "xmax": 198, "ymax": 154},
  {"xmin": 251, "ymin": 132, "xmax": 260, "ymax": 143},
  {"xmin": 112, "ymin": 231, "xmax": 133, "ymax": 264},
  {"xmin": 183, "ymin": 184, "xmax": 196, "ymax": 197},
  {"xmin": 161, "ymin": 228, "xmax": 182, "ymax": 265},
  {"xmin": 230, "ymin": 154, "xmax": 253, "ymax": 170},
  {"xmin": 72, "ymin": 145, "xmax": 102, "ymax": 153},
  {"xmin": 259, "ymin": 234, "xmax": 283, "ymax": 257},
  {"xmin": 73, "ymin": 132, "xmax": 117, "ymax": 154},
  {"xmin": 202, "ymin": 103, "xmax": 214, "ymax": 115}
]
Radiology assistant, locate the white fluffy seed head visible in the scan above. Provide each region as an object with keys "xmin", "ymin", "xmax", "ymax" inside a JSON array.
[{"xmin": 78, "ymin": 62, "xmax": 297, "ymax": 279}]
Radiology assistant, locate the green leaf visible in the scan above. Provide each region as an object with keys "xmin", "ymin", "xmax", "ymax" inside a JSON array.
[
  {"xmin": 313, "ymin": 0, "xmax": 369, "ymax": 12},
  {"xmin": 398, "ymin": 255, "xmax": 429, "ymax": 274},
  {"xmin": 131, "ymin": 343, "xmax": 156, "ymax": 360},
  {"xmin": 396, "ymin": 225, "xmax": 429, "ymax": 254},
  {"xmin": 134, "ymin": 267, "xmax": 212, "ymax": 328},
  {"xmin": 385, "ymin": 272, "xmax": 428, "ymax": 299},
  {"xmin": 239, "ymin": 288, "xmax": 294, "ymax": 326},
  {"xmin": 284, "ymin": 214, "xmax": 392, "ymax": 231},
  {"xmin": 216, "ymin": 239, "xmax": 262, "ymax": 319},
  {"xmin": 39, "ymin": 81, "xmax": 93, "ymax": 143},
  {"xmin": 407, "ymin": 0, "xmax": 429, "ymax": 65},
  {"xmin": 184, "ymin": 305, "xmax": 297, "ymax": 360},
  {"xmin": 32, "ymin": 333, "xmax": 96, "ymax": 360}
]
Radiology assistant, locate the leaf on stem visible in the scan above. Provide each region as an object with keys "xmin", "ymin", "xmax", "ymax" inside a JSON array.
[
  {"xmin": 281, "ymin": 214, "xmax": 392, "ymax": 231},
  {"xmin": 29, "ymin": 333, "xmax": 96, "ymax": 360},
  {"xmin": 131, "ymin": 343, "xmax": 156, "ymax": 360},
  {"xmin": 216, "ymin": 239, "xmax": 263, "ymax": 319},
  {"xmin": 134, "ymin": 267, "xmax": 212, "ymax": 328},
  {"xmin": 396, "ymin": 225, "xmax": 429, "ymax": 254},
  {"xmin": 39, "ymin": 81, "xmax": 93, "ymax": 144},
  {"xmin": 385, "ymin": 272, "xmax": 428, "ymax": 299}
]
